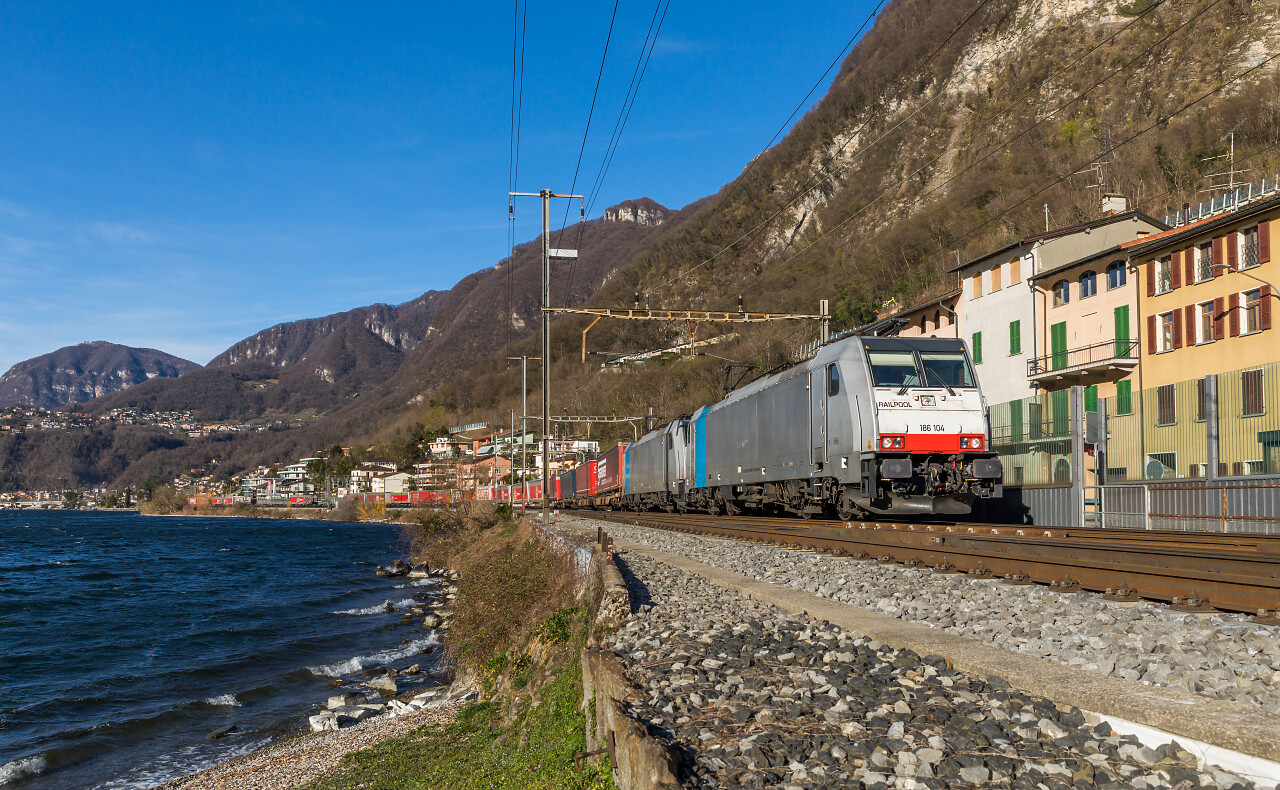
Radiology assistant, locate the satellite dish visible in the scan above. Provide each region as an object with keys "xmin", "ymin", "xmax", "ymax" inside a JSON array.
[{"xmin": 1145, "ymin": 457, "xmax": 1167, "ymax": 479}]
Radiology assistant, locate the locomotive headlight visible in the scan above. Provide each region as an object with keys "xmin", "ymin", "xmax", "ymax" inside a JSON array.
[
  {"xmin": 881, "ymin": 437, "xmax": 894, "ymax": 449},
  {"xmin": 880, "ymin": 435, "xmax": 905, "ymax": 449},
  {"xmin": 961, "ymin": 436, "xmax": 984, "ymax": 450}
]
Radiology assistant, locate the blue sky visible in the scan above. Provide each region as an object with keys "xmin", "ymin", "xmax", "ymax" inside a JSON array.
[{"xmin": 0, "ymin": 1, "xmax": 876, "ymax": 372}]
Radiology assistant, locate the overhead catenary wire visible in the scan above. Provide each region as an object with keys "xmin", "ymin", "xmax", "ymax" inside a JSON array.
[
  {"xmin": 742, "ymin": 47, "xmax": 1280, "ymax": 305},
  {"xmin": 507, "ymin": 0, "xmax": 529, "ymax": 353},
  {"xmin": 732, "ymin": 0, "xmax": 1197, "ymax": 297},
  {"xmin": 641, "ymin": 0, "xmax": 996, "ymax": 301},
  {"xmin": 557, "ymin": 0, "xmax": 624, "ymax": 307},
  {"xmin": 582, "ymin": 0, "xmax": 675, "ymax": 219}
]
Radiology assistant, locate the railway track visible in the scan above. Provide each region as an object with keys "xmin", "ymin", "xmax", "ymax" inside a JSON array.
[{"xmin": 574, "ymin": 510, "xmax": 1280, "ymax": 622}]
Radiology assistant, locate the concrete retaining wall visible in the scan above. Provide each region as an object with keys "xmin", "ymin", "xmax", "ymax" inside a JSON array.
[{"xmin": 581, "ymin": 534, "xmax": 681, "ymax": 790}]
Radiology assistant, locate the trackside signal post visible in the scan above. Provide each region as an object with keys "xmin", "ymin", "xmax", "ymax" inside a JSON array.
[{"xmin": 510, "ymin": 189, "xmax": 584, "ymax": 526}]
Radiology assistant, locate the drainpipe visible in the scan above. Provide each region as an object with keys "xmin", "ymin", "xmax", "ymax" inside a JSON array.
[{"xmin": 1128, "ymin": 252, "xmax": 1147, "ymax": 489}]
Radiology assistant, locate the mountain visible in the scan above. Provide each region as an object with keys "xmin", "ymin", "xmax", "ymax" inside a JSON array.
[
  {"xmin": 0, "ymin": 342, "xmax": 199, "ymax": 410},
  {"xmin": 82, "ymin": 197, "xmax": 678, "ymax": 423}
]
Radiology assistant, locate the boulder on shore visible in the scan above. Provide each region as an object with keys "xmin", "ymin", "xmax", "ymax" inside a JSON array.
[
  {"xmin": 309, "ymin": 711, "xmax": 339, "ymax": 732},
  {"xmin": 403, "ymin": 664, "xmax": 421, "ymax": 675},
  {"xmin": 387, "ymin": 560, "xmax": 411, "ymax": 576},
  {"xmin": 327, "ymin": 692, "xmax": 365, "ymax": 710},
  {"xmin": 368, "ymin": 675, "xmax": 398, "ymax": 697}
]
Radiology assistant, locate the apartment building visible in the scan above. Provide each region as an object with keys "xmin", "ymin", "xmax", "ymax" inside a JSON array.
[
  {"xmin": 952, "ymin": 202, "xmax": 1166, "ymax": 406},
  {"xmin": 1132, "ymin": 195, "xmax": 1279, "ymax": 479}
]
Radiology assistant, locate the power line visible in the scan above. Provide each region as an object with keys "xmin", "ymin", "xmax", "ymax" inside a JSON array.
[
  {"xmin": 739, "ymin": 0, "xmax": 1221, "ymax": 294},
  {"xmin": 641, "ymin": 0, "xmax": 996, "ymax": 300},
  {"xmin": 743, "ymin": 47, "xmax": 1280, "ymax": 306},
  {"xmin": 507, "ymin": 0, "xmax": 529, "ymax": 352},
  {"xmin": 556, "ymin": 0, "xmax": 623, "ymax": 307},
  {"xmin": 583, "ymin": 0, "xmax": 673, "ymax": 217}
]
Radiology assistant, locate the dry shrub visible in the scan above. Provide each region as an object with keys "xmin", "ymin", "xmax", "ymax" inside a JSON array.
[{"xmin": 400, "ymin": 508, "xmax": 578, "ymax": 675}]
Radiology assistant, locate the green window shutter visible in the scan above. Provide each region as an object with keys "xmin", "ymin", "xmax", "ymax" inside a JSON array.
[
  {"xmin": 1085, "ymin": 385, "xmax": 1098, "ymax": 413},
  {"xmin": 1051, "ymin": 389, "xmax": 1068, "ymax": 435},
  {"xmin": 1114, "ymin": 305, "xmax": 1130, "ymax": 358},
  {"xmin": 1116, "ymin": 380, "xmax": 1132, "ymax": 415},
  {"xmin": 1010, "ymin": 402, "xmax": 1023, "ymax": 443},
  {"xmin": 1051, "ymin": 322, "xmax": 1068, "ymax": 370},
  {"xmin": 972, "ymin": 332, "xmax": 983, "ymax": 364},
  {"xmin": 1009, "ymin": 320, "xmax": 1021, "ymax": 355}
]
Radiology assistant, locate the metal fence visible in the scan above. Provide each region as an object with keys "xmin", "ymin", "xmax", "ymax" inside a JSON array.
[
  {"xmin": 1160, "ymin": 175, "xmax": 1280, "ymax": 227},
  {"xmin": 982, "ymin": 361, "xmax": 1280, "ymax": 533}
]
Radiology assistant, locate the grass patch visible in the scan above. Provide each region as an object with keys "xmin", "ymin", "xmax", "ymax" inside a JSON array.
[
  {"xmin": 304, "ymin": 505, "xmax": 614, "ymax": 789},
  {"xmin": 306, "ymin": 664, "xmax": 613, "ymax": 790}
]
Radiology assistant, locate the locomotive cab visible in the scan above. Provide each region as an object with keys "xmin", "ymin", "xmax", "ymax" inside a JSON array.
[{"xmin": 858, "ymin": 337, "xmax": 1002, "ymax": 515}]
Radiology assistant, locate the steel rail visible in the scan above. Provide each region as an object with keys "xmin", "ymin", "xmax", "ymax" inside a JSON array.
[{"xmin": 576, "ymin": 511, "xmax": 1280, "ymax": 620}]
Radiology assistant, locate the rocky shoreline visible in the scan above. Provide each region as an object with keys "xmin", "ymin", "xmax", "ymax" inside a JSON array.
[{"xmin": 159, "ymin": 560, "xmax": 471, "ymax": 790}]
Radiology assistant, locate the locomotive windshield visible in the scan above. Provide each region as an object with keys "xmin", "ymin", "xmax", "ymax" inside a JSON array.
[
  {"xmin": 868, "ymin": 351, "xmax": 921, "ymax": 387},
  {"xmin": 867, "ymin": 349, "xmax": 976, "ymax": 390},
  {"xmin": 921, "ymin": 352, "xmax": 975, "ymax": 388}
]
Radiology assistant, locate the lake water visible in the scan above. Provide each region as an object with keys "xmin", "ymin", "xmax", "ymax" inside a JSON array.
[{"xmin": 0, "ymin": 511, "xmax": 445, "ymax": 789}]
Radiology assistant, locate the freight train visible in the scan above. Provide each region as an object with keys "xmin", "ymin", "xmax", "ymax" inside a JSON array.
[{"xmin": 219, "ymin": 335, "xmax": 1001, "ymax": 520}]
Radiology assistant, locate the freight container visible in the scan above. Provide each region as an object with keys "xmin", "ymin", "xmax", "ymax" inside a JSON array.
[{"xmin": 595, "ymin": 444, "xmax": 628, "ymax": 494}]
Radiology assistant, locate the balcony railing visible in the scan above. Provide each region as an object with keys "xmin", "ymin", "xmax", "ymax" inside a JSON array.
[{"xmin": 1028, "ymin": 338, "xmax": 1140, "ymax": 379}]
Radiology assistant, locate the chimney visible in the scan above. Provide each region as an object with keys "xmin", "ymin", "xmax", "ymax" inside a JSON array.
[
  {"xmin": 1182, "ymin": 202, "xmax": 1191, "ymax": 226},
  {"xmin": 1101, "ymin": 193, "xmax": 1128, "ymax": 216}
]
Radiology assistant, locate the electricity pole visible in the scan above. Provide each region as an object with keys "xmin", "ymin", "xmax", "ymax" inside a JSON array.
[
  {"xmin": 509, "ymin": 189, "xmax": 583, "ymax": 526},
  {"xmin": 507, "ymin": 356, "xmax": 542, "ymax": 514}
]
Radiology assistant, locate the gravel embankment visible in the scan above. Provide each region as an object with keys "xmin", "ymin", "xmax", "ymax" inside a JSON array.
[
  {"xmin": 570, "ymin": 516, "xmax": 1280, "ymax": 713},
  {"xmin": 159, "ymin": 699, "xmax": 466, "ymax": 790},
  {"xmin": 605, "ymin": 549, "xmax": 1257, "ymax": 789}
]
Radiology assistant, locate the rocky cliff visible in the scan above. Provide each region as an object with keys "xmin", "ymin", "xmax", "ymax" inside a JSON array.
[{"xmin": 0, "ymin": 342, "xmax": 199, "ymax": 409}]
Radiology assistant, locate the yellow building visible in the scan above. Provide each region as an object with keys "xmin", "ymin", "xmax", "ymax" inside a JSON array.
[{"xmin": 1132, "ymin": 196, "xmax": 1279, "ymax": 479}]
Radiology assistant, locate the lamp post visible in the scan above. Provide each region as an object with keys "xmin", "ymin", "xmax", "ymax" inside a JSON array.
[{"xmin": 1212, "ymin": 263, "xmax": 1279, "ymax": 296}]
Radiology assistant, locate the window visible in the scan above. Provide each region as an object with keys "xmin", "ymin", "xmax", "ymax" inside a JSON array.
[
  {"xmin": 1242, "ymin": 368, "xmax": 1264, "ymax": 417},
  {"xmin": 921, "ymin": 352, "xmax": 976, "ymax": 389},
  {"xmin": 1079, "ymin": 270, "xmax": 1097, "ymax": 299},
  {"xmin": 1010, "ymin": 257, "xmax": 1022, "ymax": 283},
  {"xmin": 867, "ymin": 351, "xmax": 920, "ymax": 388},
  {"xmin": 991, "ymin": 266, "xmax": 1002, "ymax": 291},
  {"xmin": 972, "ymin": 332, "xmax": 983, "ymax": 364},
  {"xmin": 1009, "ymin": 320, "xmax": 1021, "ymax": 355},
  {"xmin": 1013, "ymin": 467, "xmax": 1024, "ymax": 485},
  {"xmin": 1197, "ymin": 242, "xmax": 1214, "ymax": 281},
  {"xmin": 827, "ymin": 364, "xmax": 841, "ymax": 397},
  {"xmin": 934, "ymin": 310, "xmax": 941, "ymax": 328},
  {"xmin": 1156, "ymin": 384, "xmax": 1176, "ymax": 426},
  {"xmin": 1156, "ymin": 256, "xmax": 1173, "ymax": 294},
  {"xmin": 972, "ymin": 273, "xmax": 983, "ymax": 298},
  {"xmin": 1195, "ymin": 378, "xmax": 1207, "ymax": 422},
  {"xmin": 1147, "ymin": 452, "xmax": 1176, "ymax": 480},
  {"xmin": 1198, "ymin": 302, "xmax": 1214, "ymax": 345},
  {"xmin": 1159, "ymin": 311, "xmax": 1175, "ymax": 352},
  {"xmin": 1106, "ymin": 261, "xmax": 1126, "ymax": 290},
  {"xmin": 1116, "ymin": 380, "xmax": 1133, "ymax": 415},
  {"xmin": 1243, "ymin": 226, "xmax": 1261, "ymax": 269},
  {"xmin": 1028, "ymin": 403, "xmax": 1044, "ymax": 439},
  {"xmin": 1053, "ymin": 279, "xmax": 1070, "ymax": 307},
  {"xmin": 1244, "ymin": 288, "xmax": 1262, "ymax": 333},
  {"xmin": 1084, "ymin": 384, "xmax": 1098, "ymax": 413}
]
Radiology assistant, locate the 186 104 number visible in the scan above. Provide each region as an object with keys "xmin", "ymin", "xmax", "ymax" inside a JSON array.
[{"xmin": 918, "ymin": 424, "xmax": 946, "ymax": 432}]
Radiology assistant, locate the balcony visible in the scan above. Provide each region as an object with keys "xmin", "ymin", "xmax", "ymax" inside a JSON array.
[{"xmin": 1028, "ymin": 338, "xmax": 1140, "ymax": 383}]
